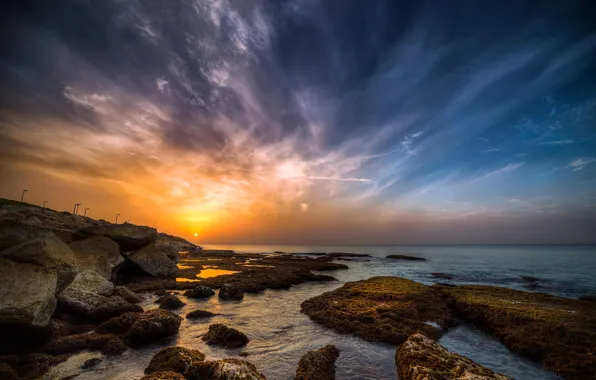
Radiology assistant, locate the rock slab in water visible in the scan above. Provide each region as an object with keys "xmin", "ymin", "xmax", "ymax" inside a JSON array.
[
  {"xmin": 78, "ymin": 223, "xmax": 157, "ymax": 250},
  {"xmin": 188, "ymin": 358, "xmax": 266, "ymax": 380},
  {"xmin": 186, "ymin": 310, "xmax": 218, "ymax": 319},
  {"xmin": 68, "ymin": 236, "xmax": 123, "ymax": 281},
  {"xmin": 184, "ymin": 285, "xmax": 215, "ymax": 299},
  {"xmin": 128, "ymin": 242, "xmax": 178, "ymax": 277},
  {"xmin": 0, "ymin": 258, "xmax": 57, "ymax": 326},
  {"xmin": 294, "ymin": 345, "xmax": 339, "ymax": 380},
  {"xmin": 145, "ymin": 346, "xmax": 205, "ymax": 376},
  {"xmin": 202, "ymin": 324, "xmax": 249, "ymax": 348},
  {"xmin": 218, "ymin": 283, "xmax": 244, "ymax": 300},
  {"xmin": 396, "ymin": 333, "xmax": 510, "ymax": 379},
  {"xmin": 159, "ymin": 294, "xmax": 186, "ymax": 310},
  {"xmin": 301, "ymin": 276, "xmax": 455, "ymax": 344}
]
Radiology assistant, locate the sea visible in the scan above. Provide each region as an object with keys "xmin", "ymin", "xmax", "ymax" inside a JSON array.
[{"xmin": 45, "ymin": 245, "xmax": 596, "ymax": 380}]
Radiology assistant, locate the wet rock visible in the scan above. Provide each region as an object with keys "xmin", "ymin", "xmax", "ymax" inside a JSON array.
[
  {"xmin": 145, "ymin": 346, "xmax": 205, "ymax": 376},
  {"xmin": 77, "ymin": 223, "xmax": 157, "ymax": 250},
  {"xmin": 44, "ymin": 333, "xmax": 117, "ymax": 355},
  {"xmin": 386, "ymin": 254, "xmax": 426, "ymax": 261},
  {"xmin": 141, "ymin": 371, "xmax": 185, "ymax": 380},
  {"xmin": 301, "ymin": 277, "xmax": 455, "ymax": 344},
  {"xmin": 113, "ymin": 286, "xmax": 143, "ymax": 303},
  {"xmin": 184, "ymin": 285, "xmax": 215, "ymax": 299},
  {"xmin": 396, "ymin": 333, "xmax": 510, "ymax": 379},
  {"xmin": 101, "ymin": 337, "xmax": 127, "ymax": 356},
  {"xmin": 294, "ymin": 345, "xmax": 339, "ymax": 380},
  {"xmin": 186, "ymin": 310, "xmax": 217, "ymax": 319},
  {"xmin": 202, "ymin": 324, "xmax": 249, "ymax": 348},
  {"xmin": 188, "ymin": 358, "xmax": 266, "ymax": 380},
  {"xmin": 124, "ymin": 309, "xmax": 183, "ymax": 347},
  {"xmin": 430, "ymin": 272, "xmax": 453, "ymax": 280},
  {"xmin": 64, "ymin": 269, "xmax": 114, "ymax": 296},
  {"xmin": 0, "ymin": 236, "xmax": 77, "ymax": 292},
  {"xmin": 0, "ymin": 258, "xmax": 57, "ymax": 326},
  {"xmin": 440, "ymin": 285, "xmax": 596, "ymax": 380},
  {"xmin": 68, "ymin": 236, "xmax": 124, "ymax": 281},
  {"xmin": 96, "ymin": 312, "xmax": 143, "ymax": 334},
  {"xmin": 58, "ymin": 289, "xmax": 141, "ymax": 322},
  {"xmin": 128, "ymin": 242, "xmax": 178, "ymax": 277},
  {"xmin": 159, "ymin": 294, "xmax": 186, "ymax": 310},
  {"xmin": 81, "ymin": 357, "xmax": 102, "ymax": 369},
  {"xmin": 327, "ymin": 252, "xmax": 370, "ymax": 258},
  {"xmin": 218, "ymin": 283, "xmax": 244, "ymax": 301}
]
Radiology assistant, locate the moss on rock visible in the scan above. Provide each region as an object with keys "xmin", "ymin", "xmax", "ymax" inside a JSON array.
[
  {"xmin": 294, "ymin": 345, "xmax": 339, "ymax": 380},
  {"xmin": 186, "ymin": 310, "xmax": 218, "ymax": 319},
  {"xmin": 187, "ymin": 358, "xmax": 266, "ymax": 380},
  {"xmin": 141, "ymin": 371, "xmax": 186, "ymax": 380},
  {"xmin": 43, "ymin": 332, "xmax": 117, "ymax": 355},
  {"xmin": 145, "ymin": 346, "xmax": 205, "ymax": 376},
  {"xmin": 202, "ymin": 324, "xmax": 249, "ymax": 348}
]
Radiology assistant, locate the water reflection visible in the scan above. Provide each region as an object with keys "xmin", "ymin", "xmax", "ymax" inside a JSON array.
[{"xmin": 196, "ymin": 268, "xmax": 241, "ymax": 279}]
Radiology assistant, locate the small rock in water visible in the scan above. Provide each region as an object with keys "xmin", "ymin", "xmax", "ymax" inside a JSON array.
[
  {"xmin": 158, "ymin": 294, "xmax": 186, "ymax": 310},
  {"xmin": 218, "ymin": 283, "xmax": 244, "ymax": 301},
  {"xmin": 202, "ymin": 324, "xmax": 249, "ymax": 348},
  {"xmin": 101, "ymin": 337, "xmax": 127, "ymax": 356},
  {"xmin": 141, "ymin": 371, "xmax": 185, "ymax": 380},
  {"xmin": 184, "ymin": 285, "xmax": 215, "ymax": 299},
  {"xmin": 81, "ymin": 357, "xmax": 102, "ymax": 369},
  {"xmin": 187, "ymin": 358, "xmax": 265, "ymax": 380},
  {"xmin": 294, "ymin": 345, "xmax": 339, "ymax": 380},
  {"xmin": 145, "ymin": 346, "xmax": 205, "ymax": 376},
  {"xmin": 186, "ymin": 309, "xmax": 218, "ymax": 319}
]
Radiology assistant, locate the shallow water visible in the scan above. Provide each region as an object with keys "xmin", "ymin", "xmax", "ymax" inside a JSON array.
[{"xmin": 49, "ymin": 245, "xmax": 596, "ymax": 379}]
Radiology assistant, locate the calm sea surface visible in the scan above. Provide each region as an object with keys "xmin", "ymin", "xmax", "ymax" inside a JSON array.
[{"xmin": 46, "ymin": 245, "xmax": 596, "ymax": 380}]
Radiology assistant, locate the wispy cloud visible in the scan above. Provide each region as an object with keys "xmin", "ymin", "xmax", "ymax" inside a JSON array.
[{"xmin": 567, "ymin": 157, "xmax": 596, "ymax": 171}]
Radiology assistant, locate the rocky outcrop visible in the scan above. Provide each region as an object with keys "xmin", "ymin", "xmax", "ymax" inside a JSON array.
[
  {"xmin": 301, "ymin": 277, "xmax": 455, "ymax": 344},
  {"xmin": 68, "ymin": 236, "xmax": 123, "ymax": 281},
  {"xmin": 294, "ymin": 345, "xmax": 339, "ymax": 380},
  {"xmin": 386, "ymin": 254, "xmax": 426, "ymax": 261},
  {"xmin": 159, "ymin": 294, "xmax": 186, "ymax": 310},
  {"xmin": 202, "ymin": 324, "xmax": 249, "ymax": 348},
  {"xmin": 144, "ymin": 346, "xmax": 205, "ymax": 377},
  {"xmin": 0, "ymin": 235, "xmax": 77, "ymax": 292},
  {"xmin": 141, "ymin": 371, "xmax": 185, "ymax": 380},
  {"xmin": 396, "ymin": 333, "xmax": 510, "ymax": 379},
  {"xmin": 64, "ymin": 269, "xmax": 114, "ymax": 296},
  {"xmin": 113, "ymin": 286, "xmax": 143, "ymax": 303},
  {"xmin": 0, "ymin": 258, "xmax": 57, "ymax": 327},
  {"xmin": 44, "ymin": 332, "xmax": 118, "ymax": 355},
  {"xmin": 188, "ymin": 358, "xmax": 266, "ymax": 380},
  {"xmin": 78, "ymin": 223, "xmax": 157, "ymax": 250},
  {"xmin": 58, "ymin": 289, "xmax": 141, "ymax": 322},
  {"xmin": 128, "ymin": 242, "xmax": 178, "ymax": 277},
  {"xmin": 218, "ymin": 283, "xmax": 244, "ymax": 300},
  {"xmin": 186, "ymin": 310, "xmax": 218, "ymax": 319},
  {"xmin": 184, "ymin": 285, "xmax": 215, "ymax": 299}
]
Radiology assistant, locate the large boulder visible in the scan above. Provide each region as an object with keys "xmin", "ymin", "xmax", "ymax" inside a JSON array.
[
  {"xmin": 202, "ymin": 324, "xmax": 249, "ymax": 348},
  {"xmin": 128, "ymin": 242, "xmax": 178, "ymax": 277},
  {"xmin": 396, "ymin": 333, "xmax": 510, "ymax": 379},
  {"xmin": 58, "ymin": 288, "xmax": 141, "ymax": 321},
  {"xmin": 78, "ymin": 223, "xmax": 157, "ymax": 250},
  {"xmin": 64, "ymin": 269, "xmax": 114, "ymax": 296},
  {"xmin": 68, "ymin": 236, "xmax": 124, "ymax": 281},
  {"xmin": 187, "ymin": 358, "xmax": 266, "ymax": 380},
  {"xmin": 0, "ymin": 236, "xmax": 78, "ymax": 292},
  {"xmin": 184, "ymin": 285, "xmax": 215, "ymax": 299},
  {"xmin": 145, "ymin": 346, "xmax": 205, "ymax": 376},
  {"xmin": 294, "ymin": 345, "xmax": 339, "ymax": 380},
  {"xmin": 0, "ymin": 258, "xmax": 57, "ymax": 326}
]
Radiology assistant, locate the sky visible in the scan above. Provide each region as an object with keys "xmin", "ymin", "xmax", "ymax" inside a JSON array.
[{"xmin": 1, "ymin": 0, "xmax": 596, "ymax": 245}]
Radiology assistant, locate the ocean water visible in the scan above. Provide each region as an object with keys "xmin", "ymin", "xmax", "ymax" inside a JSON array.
[{"xmin": 46, "ymin": 245, "xmax": 596, "ymax": 380}]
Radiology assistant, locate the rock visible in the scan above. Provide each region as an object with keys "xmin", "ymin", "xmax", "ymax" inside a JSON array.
[
  {"xmin": 440, "ymin": 285, "xmax": 596, "ymax": 380},
  {"xmin": 145, "ymin": 346, "xmax": 205, "ymax": 376},
  {"xmin": 0, "ymin": 258, "xmax": 57, "ymax": 327},
  {"xmin": 159, "ymin": 294, "xmax": 186, "ymax": 310},
  {"xmin": 81, "ymin": 357, "xmax": 102, "ymax": 369},
  {"xmin": 386, "ymin": 254, "xmax": 426, "ymax": 261},
  {"xmin": 128, "ymin": 243, "xmax": 178, "ymax": 277},
  {"xmin": 25, "ymin": 216, "xmax": 43, "ymax": 226},
  {"xmin": 396, "ymin": 333, "xmax": 510, "ymax": 379},
  {"xmin": 430, "ymin": 272, "xmax": 453, "ymax": 280},
  {"xmin": 78, "ymin": 223, "xmax": 157, "ymax": 250},
  {"xmin": 202, "ymin": 324, "xmax": 249, "ymax": 348},
  {"xmin": 58, "ymin": 288, "xmax": 141, "ymax": 322},
  {"xmin": 218, "ymin": 284, "xmax": 244, "ymax": 301},
  {"xmin": 0, "ymin": 363, "xmax": 18, "ymax": 380},
  {"xmin": 184, "ymin": 285, "xmax": 215, "ymax": 299},
  {"xmin": 44, "ymin": 332, "xmax": 118, "ymax": 354},
  {"xmin": 327, "ymin": 252, "xmax": 370, "ymax": 258},
  {"xmin": 68, "ymin": 236, "xmax": 124, "ymax": 281},
  {"xmin": 124, "ymin": 310, "xmax": 183, "ymax": 347},
  {"xmin": 187, "ymin": 358, "xmax": 266, "ymax": 380},
  {"xmin": 294, "ymin": 345, "xmax": 339, "ymax": 380},
  {"xmin": 64, "ymin": 269, "xmax": 114, "ymax": 296},
  {"xmin": 141, "ymin": 371, "xmax": 185, "ymax": 380},
  {"xmin": 186, "ymin": 310, "xmax": 217, "ymax": 319},
  {"xmin": 101, "ymin": 337, "xmax": 127, "ymax": 356},
  {"xmin": 113, "ymin": 286, "xmax": 143, "ymax": 303},
  {"xmin": 301, "ymin": 277, "xmax": 455, "ymax": 344},
  {"xmin": 520, "ymin": 275, "xmax": 540, "ymax": 283},
  {"xmin": 0, "ymin": 236, "xmax": 78, "ymax": 292}
]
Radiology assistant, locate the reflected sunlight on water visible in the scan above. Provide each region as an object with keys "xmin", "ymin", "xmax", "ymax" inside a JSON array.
[{"xmin": 196, "ymin": 268, "xmax": 241, "ymax": 278}]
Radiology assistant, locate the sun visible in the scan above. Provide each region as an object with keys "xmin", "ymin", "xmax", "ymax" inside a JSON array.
[{"xmin": 193, "ymin": 233, "xmax": 198, "ymax": 237}]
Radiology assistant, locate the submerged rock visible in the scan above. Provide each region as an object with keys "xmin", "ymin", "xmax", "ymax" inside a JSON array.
[
  {"xmin": 68, "ymin": 236, "xmax": 123, "ymax": 281},
  {"xmin": 186, "ymin": 310, "xmax": 218, "ymax": 319},
  {"xmin": 141, "ymin": 371, "xmax": 185, "ymax": 380},
  {"xmin": 294, "ymin": 345, "xmax": 339, "ymax": 380},
  {"xmin": 202, "ymin": 324, "xmax": 249, "ymax": 348},
  {"xmin": 218, "ymin": 283, "xmax": 244, "ymax": 301},
  {"xmin": 145, "ymin": 346, "xmax": 205, "ymax": 376},
  {"xmin": 301, "ymin": 277, "xmax": 455, "ymax": 344},
  {"xmin": 81, "ymin": 357, "xmax": 102, "ymax": 369},
  {"xmin": 101, "ymin": 337, "xmax": 127, "ymax": 356},
  {"xmin": 386, "ymin": 254, "xmax": 426, "ymax": 261},
  {"xmin": 327, "ymin": 252, "xmax": 370, "ymax": 258},
  {"xmin": 396, "ymin": 333, "xmax": 510, "ymax": 379},
  {"xmin": 128, "ymin": 242, "xmax": 178, "ymax": 277},
  {"xmin": 58, "ymin": 288, "xmax": 141, "ymax": 321},
  {"xmin": 440, "ymin": 284, "xmax": 596, "ymax": 380},
  {"xmin": 159, "ymin": 294, "xmax": 186, "ymax": 310},
  {"xmin": 430, "ymin": 272, "xmax": 454, "ymax": 280},
  {"xmin": 187, "ymin": 358, "xmax": 266, "ymax": 380},
  {"xmin": 77, "ymin": 223, "xmax": 157, "ymax": 250},
  {"xmin": 64, "ymin": 269, "xmax": 114, "ymax": 296},
  {"xmin": 184, "ymin": 285, "xmax": 215, "ymax": 299}
]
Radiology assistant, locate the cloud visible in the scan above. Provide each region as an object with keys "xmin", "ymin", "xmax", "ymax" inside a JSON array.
[{"xmin": 567, "ymin": 157, "xmax": 596, "ymax": 171}]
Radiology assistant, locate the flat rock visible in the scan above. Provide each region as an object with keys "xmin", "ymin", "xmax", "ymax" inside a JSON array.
[
  {"xmin": 184, "ymin": 285, "xmax": 215, "ymax": 299},
  {"xmin": 58, "ymin": 288, "xmax": 141, "ymax": 322},
  {"xmin": 145, "ymin": 346, "xmax": 205, "ymax": 376},
  {"xmin": 396, "ymin": 333, "xmax": 510, "ymax": 379},
  {"xmin": 327, "ymin": 252, "xmax": 370, "ymax": 258},
  {"xmin": 386, "ymin": 254, "xmax": 426, "ymax": 261},
  {"xmin": 187, "ymin": 358, "xmax": 266, "ymax": 380},
  {"xmin": 294, "ymin": 345, "xmax": 339, "ymax": 380},
  {"xmin": 78, "ymin": 223, "xmax": 157, "ymax": 250},
  {"xmin": 301, "ymin": 276, "xmax": 455, "ymax": 344},
  {"xmin": 69, "ymin": 236, "xmax": 124, "ymax": 281},
  {"xmin": 65, "ymin": 269, "xmax": 114, "ymax": 296},
  {"xmin": 128, "ymin": 242, "xmax": 178, "ymax": 277},
  {"xmin": 202, "ymin": 324, "xmax": 249, "ymax": 348},
  {"xmin": 0, "ymin": 258, "xmax": 57, "ymax": 326},
  {"xmin": 218, "ymin": 283, "xmax": 244, "ymax": 301}
]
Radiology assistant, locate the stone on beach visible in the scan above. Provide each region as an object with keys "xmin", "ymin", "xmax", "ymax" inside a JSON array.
[
  {"xmin": 145, "ymin": 346, "xmax": 205, "ymax": 376},
  {"xmin": 68, "ymin": 236, "xmax": 124, "ymax": 281},
  {"xmin": 141, "ymin": 371, "xmax": 186, "ymax": 380},
  {"xmin": 64, "ymin": 269, "xmax": 114, "ymax": 296},
  {"xmin": 184, "ymin": 285, "xmax": 216, "ymax": 299},
  {"xmin": 128, "ymin": 242, "xmax": 178, "ymax": 277},
  {"xmin": 186, "ymin": 309, "xmax": 218, "ymax": 319},
  {"xmin": 218, "ymin": 283, "xmax": 244, "ymax": 300},
  {"xmin": 396, "ymin": 333, "xmax": 511, "ymax": 379},
  {"xmin": 44, "ymin": 332, "xmax": 118, "ymax": 355},
  {"xmin": 202, "ymin": 324, "xmax": 249, "ymax": 348},
  {"xmin": 124, "ymin": 309, "xmax": 183, "ymax": 347},
  {"xmin": 386, "ymin": 254, "xmax": 426, "ymax": 261},
  {"xmin": 294, "ymin": 345, "xmax": 339, "ymax": 380},
  {"xmin": 113, "ymin": 286, "xmax": 143, "ymax": 303},
  {"xmin": 58, "ymin": 288, "xmax": 141, "ymax": 322},
  {"xmin": 187, "ymin": 358, "xmax": 266, "ymax": 380},
  {"xmin": 158, "ymin": 294, "xmax": 186, "ymax": 310},
  {"xmin": 78, "ymin": 223, "xmax": 157, "ymax": 250}
]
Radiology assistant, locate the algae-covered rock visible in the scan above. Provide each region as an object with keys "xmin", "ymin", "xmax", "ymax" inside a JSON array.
[
  {"xmin": 186, "ymin": 310, "xmax": 218, "ymax": 320},
  {"xmin": 68, "ymin": 236, "xmax": 123, "ymax": 280},
  {"xmin": 396, "ymin": 333, "xmax": 510, "ymax": 379},
  {"xmin": 113, "ymin": 286, "xmax": 143, "ymax": 303},
  {"xmin": 439, "ymin": 285, "xmax": 596, "ymax": 380},
  {"xmin": 187, "ymin": 358, "xmax": 266, "ymax": 380},
  {"xmin": 301, "ymin": 277, "xmax": 455, "ymax": 344},
  {"xmin": 218, "ymin": 283, "xmax": 244, "ymax": 301},
  {"xmin": 202, "ymin": 324, "xmax": 249, "ymax": 348},
  {"xmin": 141, "ymin": 371, "xmax": 185, "ymax": 380},
  {"xmin": 184, "ymin": 285, "xmax": 215, "ymax": 299},
  {"xmin": 44, "ymin": 332, "xmax": 117, "ymax": 355},
  {"xmin": 294, "ymin": 345, "xmax": 339, "ymax": 380},
  {"xmin": 101, "ymin": 337, "xmax": 127, "ymax": 356},
  {"xmin": 145, "ymin": 346, "xmax": 205, "ymax": 376},
  {"xmin": 124, "ymin": 309, "xmax": 183, "ymax": 347},
  {"xmin": 159, "ymin": 294, "xmax": 186, "ymax": 310}
]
